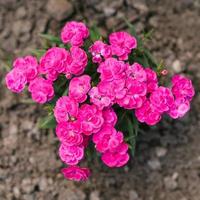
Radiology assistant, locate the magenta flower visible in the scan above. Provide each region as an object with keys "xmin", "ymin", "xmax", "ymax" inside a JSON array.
[
  {"xmin": 56, "ymin": 122, "xmax": 83, "ymax": 146},
  {"xmin": 28, "ymin": 77, "xmax": 54, "ymax": 104},
  {"xmin": 5, "ymin": 68, "xmax": 27, "ymax": 93},
  {"xmin": 171, "ymin": 75, "xmax": 195, "ymax": 101},
  {"xmin": 61, "ymin": 21, "xmax": 89, "ymax": 46},
  {"xmin": 54, "ymin": 96, "xmax": 79, "ymax": 123},
  {"xmin": 61, "ymin": 166, "xmax": 91, "ymax": 181},
  {"xmin": 68, "ymin": 46, "xmax": 88, "ymax": 76},
  {"xmin": 78, "ymin": 104, "xmax": 104, "ymax": 135},
  {"xmin": 69, "ymin": 75, "xmax": 91, "ymax": 103},
  {"xmin": 168, "ymin": 98, "xmax": 190, "ymax": 119},
  {"xmin": 97, "ymin": 58, "xmax": 127, "ymax": 81},
  {"xmin": 89, "ymin": 86, "xmax": 113, "ymax": 110},
  {"xmin": 13, "ymin": 55, "xmax": 38, "ymax": 82},
  {"xmin": 89, "ymin": 40, "xmax": 112, "ymax": 63},
  {"xmin": 102, "ymin": 107, "xmax": 118, "ymax": 126},
  {"xmin": 59, "ymin": 143, "xmax": 84, "ymax": 165},
  {"xmin": 39, "ymin": 47, "xmax": 71, "ymax": 80},
  {"xmin": 135, "ymin": 100, "xmax": 161, "ymax": 125},
  {"xmin": 109, "ymin": 31, "xmax": 137, "ymax": 60},
  {"xmin": 117, "ymin": 78, "xmax": 147, "ymax": 109},
  {"xmin": 101, "ymin": 143, "xmax": 129, "ymax": 167},
  {"xmin": 145, "ymin": 68, "xmax": 158, "ymax": 93},
  {"xmin": 126, "ymin": 62, "xmax": 147, "ymax": 82},
  {"xmin": 150, "ymin": 86, "xmax": 174, "ymax": 113},
  {"xmin": 93, "ymin": 124, "xmax": 124, "ymax": 153}
]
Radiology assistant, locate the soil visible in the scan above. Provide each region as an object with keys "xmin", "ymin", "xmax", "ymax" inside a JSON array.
[{"xmin": 0, "ymin": 0, "xmax": 200, "ymax": 200}]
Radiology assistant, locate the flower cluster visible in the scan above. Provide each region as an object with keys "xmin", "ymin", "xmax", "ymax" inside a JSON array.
[{"xmin": 5, "ymin": 21, "xmax": 195, "ymax": 182}]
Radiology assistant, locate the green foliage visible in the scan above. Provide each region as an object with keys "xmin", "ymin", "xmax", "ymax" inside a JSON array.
[
  {"xmin": 38, "ymin": 114, "xmax": 56, "ymax": 129},
  {"xmin": 90, "ymin": 24, "xmax": 101, "ymax": 42},
  {"xmin": 39, "ymin": 33, "xmax": 62, "ymax": 45},
  {"xmin": 31, "ymin": 49, "xmax": 46, "ymax": 59},
  {"xmin": 116, "ymin": 108, "xmax": 139, "ymax": 156}
]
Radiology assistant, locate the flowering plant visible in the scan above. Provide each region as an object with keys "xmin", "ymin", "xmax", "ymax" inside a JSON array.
[{"xmin": 5, "ymin": 21, "xmax": 195, "ymax": 181}]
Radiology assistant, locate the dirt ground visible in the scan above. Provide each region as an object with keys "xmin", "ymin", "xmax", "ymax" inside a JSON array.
[{"xmin": 0, "ymin": 0, "xmax": 200, "ymax": 200}]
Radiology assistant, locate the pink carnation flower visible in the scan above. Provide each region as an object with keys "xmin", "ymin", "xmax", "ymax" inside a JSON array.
[
  {"xmin": 61, "ymin": 21, "xmax": 89, "ymax": 46},
  {"xmin": 97, "ymin": 58, "xmax": 127, "ymax": 81},
  {"xmin": 68, "ymin": 47, "xmax": 88, "ymax": 76},
  {"xmin": 150, "ymin": 86, "xmax": 174, "ymax": 113},
  {"xmin": 39, "ymin": 47, "xmax": 71, "ymax": 80},
  {"xmin": 56, "ymin": 122, "xmax": 83, "ymax": 146},
  {"xmin": 54, "ymin": 96, "xmax": 79, "ymax": 123},
  {"xmin": 109, "ymin": 31, "xmax": 137, "ymax": 60},
  {"xmin": 89, "ymin": 40, "xmax": 112, "ymax": 63},
  {"xmin": 13, "ymin": 55, "xmax": 38, "ymax": 82},
  {"xmin": 5, "ymin": 68, "xmax": 27, "ymax": 93},
  {"xmin": 171, "ymin": 75, "xmax": 195, "ymax": 101},
  {"xmin": 135, "ymin": 100, "xmax": 161, "ymax": 125},
  {"xmin": 28, "ymin": 77, "xmax": 54, "ymax": 104},
  {"xmin": 89, "ymin": 86, "xmax": 113, "ymax": 110},
  {"xmin": 126, "ymin": 62, "xmax": 147, "ymax": 82},
  {"xmin": 61, "ymin": 166, "xmax": 91, "ymax": 181},
  {"xmin": 168, "ymin": 98, "xmax": 190, "ymax": 119},
  {"xmin": 102, "ymin": 107, "xmax": 118, "ymax": 126},
  {"xmin": 69, "ymin": 75, "xmax": 91, "ymax": 103},
  {"xmin": 117, "ymin": 78, "xmax": 147, "ymax": 109},
  {"xmin": 101, "ymin": 143, "xmax": 129, "ymax": 167},
  {"xmin": 93, "ymin": 124, "xmax": 123, "ymax": 153},
  {"xmin": 78, "ymin": 104, "xmax": 104, "ymax": 135},
  {"xmin": 59, "ymin": 143, "xmax": 84, "ymax": 165},
  {"xmin": 145, "ymin": 68, "xmax": 158, "ymax": 93}
]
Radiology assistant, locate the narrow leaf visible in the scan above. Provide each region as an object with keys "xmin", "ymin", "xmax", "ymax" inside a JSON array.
[
  {"xmin": 38, "ymin": 115, "xmax": 56, "ymax": 129},
  {"xmin": 31, "ymin": 49, "xmax": 46, "ymax": 59},
  {"xmin": 90, "ymin": 25, "xmax": 101, "ymax": 42},
  {"xmin": 39, "ymin": 33, "xmax": 62, "ymax": 44}
]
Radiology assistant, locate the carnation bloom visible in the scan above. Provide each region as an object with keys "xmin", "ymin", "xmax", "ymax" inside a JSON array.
[
  {"xmin": 109, "ymin": 31, "xmax": 137, "ymax": 60},
  {"xmin": 135, "ymin": 100, "xmax": 161, "ymax": 125},
  {"xmin": 69, "ymin": 75, "xmax": 91, "ymax": 103},
  {"xmin": 168, "ymin": 98, "xmax": 190, "ymax": 119},
  {"xmin": 54, "ymin": 96, "xmax": 79, "ymax": 123},
  {"xmin": 102, "ymin": 107, "xmax": 118, "ymax": 126},
  {"xmin": 171, "ymin": 75, "xmax": 195, "ymax": 101},
  {"xmin": 59, "ymin": 143, "xmax": 84, "ymax": 165},
  {"xmin": 93, "ymin": 124, "xmax": 124, "ymax": 153},
  {"xmin": 78, "ymin": 104, "xmax": 104, "ymax": 135},
  {"xmin": 89, "ymin": 40, "xmax": 112, "ymax": 63},
  {"xmin": 89, "ymin": 86, "xmax": 113, "ymax": 110},
  {"xmin": 39, "ymin": 47, "xmax": 71, "ymax": 80},
  {"xmin": 28, "ymin": 77, "xmax": 54, "ymax": 104},
  {"xmin": 117, "ymin": 78, "xmax": 147, "ymax": 109},
  {"xmin": 61, "ymin": 166, "xmax": 91, "ymax": 181},
  {"xmin": 126, "ymin": 62, "xmax": 147, "ymax": 82},
  {"xmin": 101, "ymin": 142, "xmax": 129, "ymax": 167},
  {"xmin": 61, "ymin": 21, "xmax": 89, "ymax": 46},
  {"xmin": 150, "ymin": 86, "xmax": 174, "ymax": 113},
  {"xmin": 13, "ymin": 55, "xmax": 38, "ymax": 82},
  {"xmin": 5, "ymin": 68, "xmax": 27, "ymax": 93},
  {"xmin": 68, "ymin": 46, "xmax": 88, "ymax": 76},
  {"xmin": 97, "ymin": 58, "xmax": 127, "ymax": 81},
  {"xmin": 145, "ymin": 68, "xmax": 158, "ymax": 93},
  {"xmin": 56, "ymin": 122, "xmax": 83, "ymax": 146}
]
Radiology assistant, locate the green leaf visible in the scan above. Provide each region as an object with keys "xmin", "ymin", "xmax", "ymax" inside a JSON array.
[
  {"xmin": 143, "ymin": 49, "xmax": 158, "ymax": 69},
  {"xmin": 38, "ymin": 115, "xmax": 56, "ymax": 129},
  {"xmin": 31, "ymin": 49, "xmax": 46, "ymax": 59},
  {"xmin": 90, "ymin": 25, "xmax": 101, "ymax": 42},
  {"xmin": 125, "ymin": 113, "xmax": 139, "ymax": 157},
  {"xmin": 39, "ymin": 33, "xmax": 62, "ymax": 44}
]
